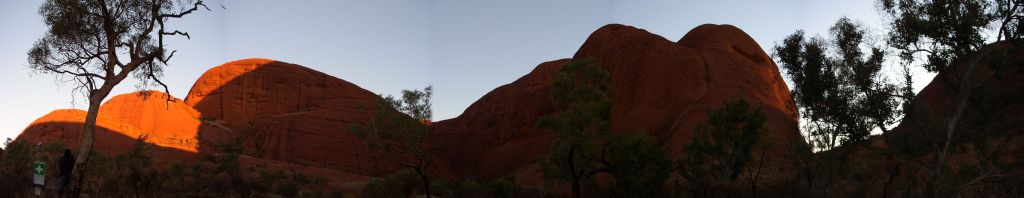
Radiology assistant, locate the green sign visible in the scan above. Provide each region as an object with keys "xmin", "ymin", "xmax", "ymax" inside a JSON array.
[
  {"xmin": 33, "ymin": 161, "xmax": 44, "ymax": 175},
  {"xmin": 33, "ymin": 161, "xmax": 45, "ymax": 185}
]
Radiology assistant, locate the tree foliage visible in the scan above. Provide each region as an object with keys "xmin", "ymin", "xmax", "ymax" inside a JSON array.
[
  {"xmin": 26, "ymin": 1, "xmax": 211, "ymax": 195},
  {"xmin": 0, "ymin": 137, "xmax": 337, "ymax": 197},
  {"xmin": 351, "ymin": 86, "xmax": 432, "ymax": 153},
  {"xmin": 350, "ymin": 85, "xmax": 434, "ymax": 197},
  {"xmin": 607, "ymin": 133, "xmax": 672, "ymax": 198},
  {"xmin": 774, "ymin": 17, "xmax": 909, "ymax": 151},
  {"xmin": 879, "ymin": 0, "xmax": 1024, "ymax": 196},
  {"xmin": 0, "ymin": 139, "xmax": 32, "ymax": 197},
  {"xmin": 680, "ymin": 99, "xmax": 766, "ymax": 197},
  {"xmin": 28, "ymin": 0, "xmax": 209, "ymax": 106},
  {"xmin": 537, "ymin": 59, "xmax": 610, "ymax": 198},
  {"xmin": 879, "ymin": 0, "xmax": 1024, "ymax": 72}
]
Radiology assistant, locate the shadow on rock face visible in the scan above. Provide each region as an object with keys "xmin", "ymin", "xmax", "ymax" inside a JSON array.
[{"xmin": 184, "ymin": 58, "xmax": 426, "ymax": 177}]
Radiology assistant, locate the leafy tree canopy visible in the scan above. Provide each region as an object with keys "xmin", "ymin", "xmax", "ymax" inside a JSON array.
[{"xmin": 774, "ymin": 17, "xmax": 909, "ymax": 150}]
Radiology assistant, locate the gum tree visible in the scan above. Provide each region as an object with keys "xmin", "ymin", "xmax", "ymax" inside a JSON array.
[
  {"xmin": 537, "ymin": 59, "xmax": 610, "ymax": 198},
  {"xmin": 773, "ymin": 17, "xmax": 910, "ymax": 151},
  {"xmin": 350, "ymin": 86, "xmax": 433, "ymax": 197},
  {"xmin": 26, "ymin": 0, "xmax": 209, "ymax": 195},
  {"xmin": 879, "ymin": 0, "xmax": 1024, "ymax": 196},
  {"xmin": 680, "ymin": 99, "xmax": 767, "ymax": 197}
]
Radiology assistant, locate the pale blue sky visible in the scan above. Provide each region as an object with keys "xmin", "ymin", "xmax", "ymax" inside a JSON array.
[{"xmin": 0, "ymin": 1, "xmax": 932, "ymax": 142}]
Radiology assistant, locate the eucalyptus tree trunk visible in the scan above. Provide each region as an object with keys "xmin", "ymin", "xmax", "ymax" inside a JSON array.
[
  {"xmin": 926, "ymin": 49, "xmax": 991, "ymax": 198},
  {"xmin": 72, "ymin": 88, "xmax": 112, "ymax": 197}
]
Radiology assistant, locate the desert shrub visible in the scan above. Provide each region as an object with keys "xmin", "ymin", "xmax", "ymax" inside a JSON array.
[
  {"xmin": 431, "ymin": 178, "xmax": 487, "ymax": 198},
  {"xmin": 78, "ymin": 137, "xmax": 168, "ymax": 197},
  {"xmin": 0, "ymin": 135, "xmax": 336, "ymax": 198},
  {"xmin": 302, "ymin": 176, "xmax": 331, "ymax": 198},
  {"xmin": 680, "ymin": 99, "xmax": 766, "ymax": 197},
  {"xmin": 428, "ymin": 176, "xmax": 543, "ymax": 198},
  {"xmin": 253, "ymin": 169, "xmax": 285, "ymax": 196},
  {"xmin": 161, "ymin": 161, "xmax": 190, "ymax": 195},
  {"xmin": 277, "ymin": 180, "xmax": 301, "ymax": 197},
  {"xmin": 0, "ymin": 138, "xmax": 31, "ymax": 197},
  {"xmin": 362, "ymin": 169, "xmax": 422, "ymax": 198},
  {"xmin": 484, "ymin": 177, "xmax": 532, "ymax": 198},
  {"xmin": 607, "ymin": 133, "xmax": 672, "ymax": 198},
  {"xmin": 253, "ymin": 169, "xmax": 312, "ymax": 197}
]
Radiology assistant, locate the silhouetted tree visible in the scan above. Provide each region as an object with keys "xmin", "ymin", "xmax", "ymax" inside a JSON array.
[
  {"xmin": 26, "ymin": 0, "xmax": 210, "ymax": 195},
  {"xmin": 880, "ymin": 0, "xmax": 1010, "ymax": 72},
  {"xmin": 110, "ymin": 136, "xmax": 166, "ymax": 197},
  {"xmin": 607, "ymin": 133, "xmax": 672, "ymax": 198},
  {"xmin": 879, "ymin": 0, "xmax": 1024, "ymax": 196},
  {"xmin": 0, "ymin": 138, "xmax": 31, "ymax": 197},
  {"xmin": 679, "ymin": 99, "xmax": 766, "ymax": 197},
  {"xmin": 773, "ymin": 17, "xmax": 909, "ymax": 151},
  {"xmin": 351, "ymin": 86, "xmax": 434, "ymax": 198},
  {"xmin": 537, "ymin": 59, "xmax": 610, "ymax": 198}
]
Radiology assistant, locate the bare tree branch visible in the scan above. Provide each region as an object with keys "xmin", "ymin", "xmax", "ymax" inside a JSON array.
[
  {"xmin": 159, "ymin": 0, "xmax": 209, "ymax": 18},
  {"xmin": 159, "ymin": 30, "xmax": 190, "ymax": 39}
]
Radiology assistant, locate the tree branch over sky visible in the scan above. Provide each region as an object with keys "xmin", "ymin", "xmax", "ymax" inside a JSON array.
[{"xmin": 26, "ymin": 0, "xmax": 209, "ymax": 196}]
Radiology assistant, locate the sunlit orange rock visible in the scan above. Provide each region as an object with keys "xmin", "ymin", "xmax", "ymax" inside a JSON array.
[
  {"xmin": 16, "ymin": 91, "xmax": 205, "ymax": 161},
  {"xmin": 97, "ymin": 91, "xmax": 207, "ymax": 153},
  {"xmin": 18, "ymin": 109, "xmax": 148, "ymax": 155}
]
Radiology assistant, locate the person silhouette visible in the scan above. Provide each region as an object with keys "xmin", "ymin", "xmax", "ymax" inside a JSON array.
[{"xmin": 57, "ymin": 149, "xmax": 74, "ymax": 198}]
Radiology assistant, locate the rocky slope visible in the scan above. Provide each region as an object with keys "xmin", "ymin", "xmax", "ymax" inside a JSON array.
[
  {"xmin": 14, "ymin": 22, "xmax": 1024, "ymax": 197},
  {"xmin": 430, "ymin": 24, "xmax": 806, "ymax": 188},
  {"xmin": 17, "ymin": 23, "xmax": 812, "ymax": 194},
  {"xmin": 182, "ymin": 58, "xmax": 422, "ymax": 176},
  {"xmin": 17, "ymin": 59, "xmax": 423, "ymax": 176},
  {"xmin": 825, "ymin": 42, "xmax": 1024, "ymax": 196},
  {"xmin": 15, "ymin": 59, "xmax": 423, "ymax": 197},
  {"xmin": 886, "ymin": 42, "xmax": 1024, "ymax": 154}
]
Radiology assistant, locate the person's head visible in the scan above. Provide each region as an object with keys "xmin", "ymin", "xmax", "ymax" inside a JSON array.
[{"xmin": 63, "ymin": 149, "xmax": 72, "ymax": 157}]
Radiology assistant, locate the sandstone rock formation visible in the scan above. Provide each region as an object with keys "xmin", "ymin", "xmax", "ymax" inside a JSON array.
[
  {"xmin": 429, "ymin": 59, "xmax": 569, "ymax": 179},
  {"xmin": 184, "ymin": 58, "xmax": 420, "ymax": 176},
  {"xmin": 17, "ymin": 24, "xmax": 812, "ymax": 194},
  {"xmin": 17, "ymin": 92, "xmax": 204, "ymax": 161},
  {"xmin": 18, "ymin": 59, "xmax": 422, "ymax": 177},
  {"xmin": 430, "ymin": 24, "xmax": 806, "ymax": 187}
]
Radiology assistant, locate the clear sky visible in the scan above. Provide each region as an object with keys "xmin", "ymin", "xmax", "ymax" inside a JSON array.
[{"xmin": 0, "ymin": 0, "xmax": 934, "ymax": 143}]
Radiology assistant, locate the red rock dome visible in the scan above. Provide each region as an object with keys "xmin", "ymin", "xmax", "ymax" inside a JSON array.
[
  {"xmin": 430, "ymin": 24, "xmax": 805, "ymax": 184},
  {"xmin": 16, "ymin": 92, "xmax": 206, "ymax": 161},
  {"xmin": 16, "ymin": 24, "xmax": 808, "ymax": 190},
  {"xmin": 183, "ymin": 58, "xmax": 421, "ymax": 176}
]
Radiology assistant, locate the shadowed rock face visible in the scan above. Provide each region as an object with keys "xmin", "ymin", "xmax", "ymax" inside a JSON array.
[
  {"xmin": 17, "ymin": 24, "xmax": 807, "ymax": 189},
  {"xmin": 888, "ymin": 42, "xmax": 1024, "ymax": 148},
  {"xmin": 831, "ymin": 42, "xmax": 1024, "ymax": 196},
  {"xmin": 429, "ymin": 59, "xmax": 569, "ymax": 179},
  {"xmin": 15, "ymin": 23, "xmax": 1024, "ymax": 197},
  {"xmin": 430, "ymin": 24, "xmax": 805, "ymax": 185},
  {"xmin": 16, "ymin": 89, "xmax": 375, "ymax": 194},
  {"xmin": 184, "ymin": 58, "xmax": 420, "ymax": 176},
  {"xmin": 184, "ymin": 58, "xmax": 378, "ymax": 134},
  {"xmin": 17, "ymin": 59, "xmax": 422, "ymax": 177}
]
